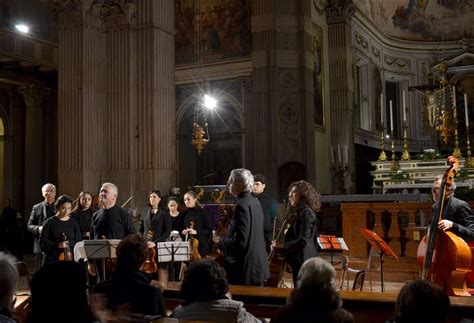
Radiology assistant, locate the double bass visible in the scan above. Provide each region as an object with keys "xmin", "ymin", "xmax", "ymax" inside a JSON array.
[{"xmin": 416, "ymin": 156, "xmax": 472, "ymax": 296}]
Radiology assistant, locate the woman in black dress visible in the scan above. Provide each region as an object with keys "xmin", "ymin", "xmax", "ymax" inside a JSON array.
[
  {"xmin": 139, "ymin": 189, "xmax": 172, "ymax": 243},
  {"xmin": 180, "ymin": 191, "xmax": 212, "ymax": 257},
  {"xmin": 40, "ymin": 195, "xmax": 82, "ymax": 265},
  {"xmin": 70, "ymin": 191, "xmax": 94, "ymax": 240},
  {"xmin": 282, "ymin": 180, "xmax": 320, "ymax": 285}
]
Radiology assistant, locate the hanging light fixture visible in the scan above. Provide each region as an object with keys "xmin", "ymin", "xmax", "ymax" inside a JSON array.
[{"xmin": 191, "ymin": 95, "xmax": 214, "ymax": 155}]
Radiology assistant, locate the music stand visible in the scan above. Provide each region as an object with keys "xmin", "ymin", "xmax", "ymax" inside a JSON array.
[
  {"xmin": 156, "ymin": 241, "xmax": 190, "ymax": 263},
  {"xmin": 360, "ymin": 229, "xmax": 398, "ymax": 292},
  {"xmin": 84, "ymin": 239, "xmax": 121, "ymax": 282},
  {"xmin": 317, "ymin": 235, "xmax": 349, "ymax": 265}
]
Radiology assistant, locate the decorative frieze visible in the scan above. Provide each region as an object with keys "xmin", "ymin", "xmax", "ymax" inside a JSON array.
[
  {"xmin": 325, "ymin": 2, "xmax": 356, "ymax": 24},
  {"xmin": 384, "ymin": 54, "xmax": 411, "ymax": 69}
]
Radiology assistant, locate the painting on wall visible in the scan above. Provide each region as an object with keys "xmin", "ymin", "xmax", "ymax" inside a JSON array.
[
  {"xmin": 313, "ymin": 23, "xmax": 325, "ymax": 127},
  {"xmin": 175, "ymin": 0, "xmax": 252, "ymax": 65},
  {"xmin": 353, "ymin": 0, "xmax": 474, "ymax": 41}
]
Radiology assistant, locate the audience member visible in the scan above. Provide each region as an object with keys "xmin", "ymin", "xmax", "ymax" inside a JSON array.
[
  {"xmin": 389, "ymin": 279, "xmax": 450, "ymax": 323},
  {"xmin": 26, "ymin": 261, "xmax": 96, "ymax": 323},
  {"xmin": 93, "ymin": 233, "xmax": 166, "ymax": 317},
  {"xmin": 172, "ymin": 259, "xmax": 262, "ymax": 322},
  {"xmin": 274, "ymin": 257, "xmax": 353, "ymax": 323},
  {"xmin": 0, "ymin": 252, "xmax": 18, "ymax": 323}
]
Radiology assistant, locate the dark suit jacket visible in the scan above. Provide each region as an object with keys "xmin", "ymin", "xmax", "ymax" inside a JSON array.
[
  {"xmin": 284, "ymin": 204, "xmax": 317, "ymax": 267},
  {"xmin": 27, "ymin": 201, "xmax": 54, "ymax": 253},
  {"xmin": 440, "ymin": 196, "xmax": 474, "ymax": 242},
  {"xmin": 219, "ymin": 191, "xmax": 270, "ymax": 285},
  {"xmin": 139, "ymin": 208, "xmax": 172, "ymax": 243}
]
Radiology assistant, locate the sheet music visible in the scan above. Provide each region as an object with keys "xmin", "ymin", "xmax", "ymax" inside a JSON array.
[{"xmin": 317, "ymin": 235, "xmax": 349, "ymax": 251}]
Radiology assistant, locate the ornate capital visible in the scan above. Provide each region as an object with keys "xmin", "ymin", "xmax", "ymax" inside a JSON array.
[
  {"xmin": 240, "ymin": 76, "xmax": 253, "ymax": 93},
  {"xmin": 325, "ymin": 1, "xmax": 356, "ymax": 24},
  {"xmin": 18, "ymin": 85, "xmax": 46, "ymax": 109}
]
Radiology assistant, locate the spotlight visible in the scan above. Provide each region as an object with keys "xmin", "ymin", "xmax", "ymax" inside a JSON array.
[
  {"xmin": 15, "ymin": 24, "xmax": 29, "ymax": 34},
  {"xmin": 203, "ymin": 94, "xmax": 217, "ymax": 110}
]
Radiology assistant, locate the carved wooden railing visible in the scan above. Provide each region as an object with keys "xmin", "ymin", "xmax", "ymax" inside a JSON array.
[{"xmin": 341, "ymin": 202, "xmax": 433, "ymax": 258}]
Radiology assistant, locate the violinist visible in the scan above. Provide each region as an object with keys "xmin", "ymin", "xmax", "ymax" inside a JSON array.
[
  {"xmin": 180, "ymin": 191, "xmax": 212, "ymax": 257},
  {"xmin": 275, "ymin": 180, "xmax": 320, "ymax": 285},
  {"xmin": 40, "ymin": 195, "xmax": 82, "ymax": 265},
  {"xmin": 431, "ymin": 176, "xmax": 474, "ymax": 242},
  {"xmin": 168, "ymin": 197, "xmax": 182, "ymax": 281},
  {"xmin": 218, "ymin": 168, "xmax": 269, "ymax": 286},
  {"xmin": 70, "ymin": 191, "xmax": 95, "ymax": 240},
  {"xmin": 139, "ymin": 189, "xmax": 172, "ymax": 243},
  {"xmin": 92, "ymin": 183, "xmax": 133, "ymax": 240}
]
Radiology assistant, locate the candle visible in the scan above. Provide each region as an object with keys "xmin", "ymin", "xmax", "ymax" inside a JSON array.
[
  {"xmin": 380, "ymin": 93, "xmax": 384, "ymax": 124},
  {"xmin": 330, "ymin": 145, "xmax": 335, "ymax": 164},
  {"xmin": 453, "ymin": 86, "xmax": 456, "ymax": 107},
  {"xmin": 338, "ymin": 144, "xmax": 341, "ymax": 163},
  {"xmin": 402, "ymin": 91, "xmax": 406, "ymax": 122},
  {"xmin": 389, "ymin": 100, "xmax": 394, "ymax": 132},
  {"xmin": 465, "ymin": 93, "xmax": 469, "ymax": 128},
  {"xmin": 344, "ymin": 146, "xmax": 348, "ymax": 165}
]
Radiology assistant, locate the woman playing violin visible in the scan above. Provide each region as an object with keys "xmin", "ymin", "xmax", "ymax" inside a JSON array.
[
  {"xmin": 277, "ymin": 180, "xmax": 320, "ymax": 285},
  {"xmin": 40, "ymin": 195, "xmax": 82, "ymax": 265},
  {"xmin": 180, "ymin": 191, "xmax": 212, "ymax": 257}
]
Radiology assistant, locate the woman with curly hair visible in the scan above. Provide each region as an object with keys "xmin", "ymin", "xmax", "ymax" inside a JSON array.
[{"xmin": 281, "ymin": 180, "xmax": 320, "ymax": 285}]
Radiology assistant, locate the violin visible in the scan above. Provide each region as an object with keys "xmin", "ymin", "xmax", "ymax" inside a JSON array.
[
  {"xmin": 58, "ymin": 232, "xmax": 73, "ymax": 261},
  {"xmin": 142, "ymin": 230, "xmax": 158, "ymax": 274},
  {"xmin": 188, "ymin": 221, "xmax": 201, "ymax": 261},
  {"xmin": 416, "ymin": 156, "xmax": 472, "ymax": 296}
]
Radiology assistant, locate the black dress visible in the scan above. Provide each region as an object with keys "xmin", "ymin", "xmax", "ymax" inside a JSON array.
[
  {"xmin": 180, "ymin": 207, "xmax": 212, "ymax": 256},
  {"xmin": 139, "ymin": 207, "xmax": 172, "ymax": 243},
  {"xmin": 40, "ymin": 216, "xmax": 82, "ymax": 264},
  {"xmin": 70, "ymin": 208, "xmax": 94, "ymax": 239}
]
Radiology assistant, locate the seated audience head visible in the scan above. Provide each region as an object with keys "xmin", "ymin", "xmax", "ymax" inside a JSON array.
[
  {"xmin": 116, "ymin": 233, "xmax": 148, "ymax": 271},
  {"xmin": 28, "ymin": 261, "xmax": 95, "ymax": 323},
  {"xmin": 297, "ymin": 257, "xmax": 337, "ymax": 290},
  {"xmin": 180, "ymin": 259, "xmax": 228, "ymax": 305},
  {"xmin": 393, "ymin": 279, "xmax": 450, "ymax": 323},
  {"xmin": 228, "ymin": 168, "xmax": 254, "ymax": 196},
  {"xmin": 0, "ymin": 252, "xmax": 19, "ymax": 312}
]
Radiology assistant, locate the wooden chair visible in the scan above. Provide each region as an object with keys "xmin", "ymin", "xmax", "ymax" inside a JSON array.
[{"xmin": 16, "ymin": 261, "xmax": 31, "ymax": 292}]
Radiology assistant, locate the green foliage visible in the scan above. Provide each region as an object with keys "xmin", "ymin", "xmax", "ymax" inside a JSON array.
[
  {"xmin": 390, "ymin": 170, "xmax": 409, "ymax": 181},
  {"xmin": 415, "ymin": 149, "xmax": 442, "ymax": 160}
]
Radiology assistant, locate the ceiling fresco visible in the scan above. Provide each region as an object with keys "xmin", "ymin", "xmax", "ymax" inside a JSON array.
[{"xmin": 354, "ymin": 0, "xmax": 474, "ymax": 42}]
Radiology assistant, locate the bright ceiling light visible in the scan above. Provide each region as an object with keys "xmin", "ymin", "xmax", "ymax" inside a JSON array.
[
  {"xmin": 203, "ymin": 94, "xmax": 217, "ymax": 110},
  {"xmin": 15, "ymin": 24, "xmax": 29, "ymax": 34}
]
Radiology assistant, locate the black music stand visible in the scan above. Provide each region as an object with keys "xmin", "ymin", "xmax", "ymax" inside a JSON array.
[
  {"xmin": 84, "ymin": 239, "xmax": 120, "ymax": 282},
  {"xmin": 360, "ymin": 229, "xmax": 398, "ymax": 292},
  {"xmin": 157, "ymin": 241, "xmax": 190, "ymax": 263},
  {"xmin": 317, "ymin": 235, "xmax": 349, "ymax": 265}
]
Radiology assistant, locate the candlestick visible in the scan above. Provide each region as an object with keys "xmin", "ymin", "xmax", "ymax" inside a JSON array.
[
  {"xmin": 390, "ymin": 100, "xmax": 394, "ymax": 132},
  {"xmin": 337, "ymin": 144, "xmax": 341, "ymax": 163},
  {"xmin": 378, "ymin": 123, "xmax": 387, "ymax": 161},
  {"xmin": 452, "ymin": 101, "xmax": 462, "ymax": 158},
  {"xmin": 401, "ymin": 121, "xmax": 410, "ymax": 160},
  {"xmin": 466, "ymin": 125, "xmax": 474, "ymax": 168},
  {"xmin": 465, "ymin": 93, "xmax": 469, "ymax": 128},
  {"xmin": 402, "ymin": 91, "xmax": 406, "ymax": 122},
  {"xmin": 344, "ymin": 146, "xmax": 348, "ymax": 165},
  {"xmin": 380, "ymin": 93, "xmax": 384, "ymax": 124}
]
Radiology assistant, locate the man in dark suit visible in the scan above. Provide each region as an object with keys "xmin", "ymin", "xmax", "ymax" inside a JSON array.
[
  {"xmin": 218, "ymin": 168, "xmax": 270, "ymax": 286},
  {"xmin": 27, "ymin": 183, "xmax": 56, "ymax": 268},
  {"xmin": 432, "ymin": 176, "xmax": 474, "ymax": 242},
  {"xmin": 92, "ymin": 182, "xmax": 133, "ymax": 240}
]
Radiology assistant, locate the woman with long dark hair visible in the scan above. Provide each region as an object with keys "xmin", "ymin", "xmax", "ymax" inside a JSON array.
[
  {"xmin": 281, "ymin": 180, "xmax": 320, "ymax": 285},
  {"xmin": 70, "ymin": 191, "xmax": 94, "ymax": 239},
  {"xmin": 139, "ymin": 189, "xmax": 172, "ymax": 243}
]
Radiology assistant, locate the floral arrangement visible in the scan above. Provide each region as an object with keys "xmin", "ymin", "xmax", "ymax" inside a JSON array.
[
  {"xmin": 390, "ymin": 169, "xmax": 410, "ymax": 181},
  {"xmin": 415, "ymin": 149, "xmax": 442, "ymax": 160}
]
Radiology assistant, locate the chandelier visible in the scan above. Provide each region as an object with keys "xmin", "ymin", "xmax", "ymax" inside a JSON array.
[{"xmin": 191, "ymin": 94, "xmax": 216, "ymax": 155}]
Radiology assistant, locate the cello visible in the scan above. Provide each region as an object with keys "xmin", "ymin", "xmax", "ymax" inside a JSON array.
[{"xmin": 416, "ymin": 156, "xmax": 472, "ymax": 296}]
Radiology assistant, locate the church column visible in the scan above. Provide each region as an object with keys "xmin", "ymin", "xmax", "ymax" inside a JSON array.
[
  {"xmin": 19, "ymin": 84, "xmax": 46, "ymax": 213},
  {"xmin": 134, "ymin": 0, "xmax": 176, "ymax": 203},
  {"xmin": 326, "ymin": 0, "xmax": 356, "ymax": 193}
]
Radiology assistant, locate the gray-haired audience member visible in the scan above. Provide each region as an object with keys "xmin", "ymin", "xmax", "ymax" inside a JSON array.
[
  {"xmin": 389, "ymin": 279, "xmax": 450, "ymax": 323},
  {"xmin": 274, "ymin": 257, "xmax": 354, "ymax": 323},
  {"xmin": 172, "ymin": 259, "xmax": 262, "ymax": 322},
  {"xmin": 0, "ymin": 252, "xmax": 18, "ymax": 323}
]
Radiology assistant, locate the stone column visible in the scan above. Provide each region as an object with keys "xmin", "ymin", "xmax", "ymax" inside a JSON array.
[
  {"xmin": 19, "ymin": 84, "xmax": 46, "ymax": 212},
  {"xmin": 326, "ymin": 0, "xmax": 357, "ymax": 193}
]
